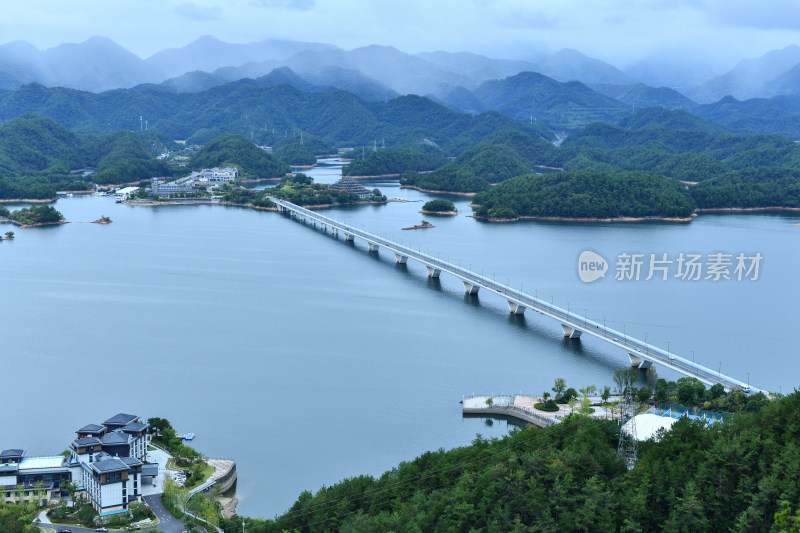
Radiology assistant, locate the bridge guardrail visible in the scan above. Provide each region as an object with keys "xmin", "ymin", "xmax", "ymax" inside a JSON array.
[{"xmin": 269, "ymin": 197, "xmax": 759, "ymax": 393}]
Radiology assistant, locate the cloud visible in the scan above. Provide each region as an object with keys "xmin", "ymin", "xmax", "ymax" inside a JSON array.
[
  {"xmin": 705, "ymin": 0, "xmax": 800, "ymax": 31},
  {"xmin": 255, "ymin": 0, "xmax": 315, "ymax": 11},
  {"xmin": 174, "ymin": 2, "xmax": 222, "ymax": 20}
]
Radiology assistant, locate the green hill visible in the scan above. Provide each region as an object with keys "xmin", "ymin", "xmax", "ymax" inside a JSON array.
[
  {"xmin": 190, "ymin": 134, "xmax": 290, "ymax": 179},
  {"xmin": 221, "ymin": 389, "xmax": 798, "ymax": 533},
  {"xmin": 473, "ymin": 71, "xmax": 630, "ymax": 130},
  {"xmin": 343, "ymin": 145, "xmax": 447, "ymax": 176},
  {"xmin": 0, "ymin": 81, "xmax": 552, "ymax": 153},
  {"xmin": 691, "ymin": 167, "xmax": 800, "ymax": 208},
  {"xmin": 0, "ymin": 113, "xmax": 185, "ymax": 198},
  {"xmin": 472, "ymin": 169, "xmax": 696, "ymax": 219}
]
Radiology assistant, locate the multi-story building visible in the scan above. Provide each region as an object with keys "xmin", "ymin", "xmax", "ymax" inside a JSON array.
[
  {"xmin": 1, "ymin": 413, "xmax": 155, "ymax": 519},
  {"xmin": 151, "ymin": 177, "xmax": 197, "ymax": 196},
  {"xmin": 81, "ymin": 453, "xmax": 143, "ymax": 517}
]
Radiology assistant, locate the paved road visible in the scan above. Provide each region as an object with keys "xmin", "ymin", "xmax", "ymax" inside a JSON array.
[{"xmin": 143, "ymin": 494, "xmax": 185, "ymax": 533}]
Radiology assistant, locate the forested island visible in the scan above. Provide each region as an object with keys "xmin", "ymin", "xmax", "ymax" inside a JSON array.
[
  {"xmin": 421, "ymin": 199, "xmax": 457, "ymax": 215},
  {"xmin": 472, "ymin": 170, "xmax": 696, "ymax": 221},
  {"xmin": 0, "ymin": 204, "xmax": 66, "ymax": 227}
]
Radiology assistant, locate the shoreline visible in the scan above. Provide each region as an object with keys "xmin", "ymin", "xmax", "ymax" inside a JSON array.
[
  {"xmin": 470, "ymin": 214, "xmax": 693, "ymax": 223},
  {"xmin": 419, "ymin": 209, "xmax": 457, "ymax": 216},
  {"xmin": 696, "ymin": 206, "xmax": 800, "ymax": 213},
  {"xmin": 125, "ymin": 198, "xmax": 386, "ymax": 211},
  {"xmin": 345, "ymin": 170, "xmax": 434, "ymax": 180},
  {"xmin": 399, "ymin": 185, "xmax": 477, "ymax": 196},
  {"xmin": 0, "ymin": 198, "xmax": 56, "ymax": 204}
]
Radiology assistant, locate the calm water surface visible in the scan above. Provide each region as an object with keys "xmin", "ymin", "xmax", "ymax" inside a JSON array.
[{"xmin": 2, "ymin": 159, "xmax": 798, "ymax": 517}]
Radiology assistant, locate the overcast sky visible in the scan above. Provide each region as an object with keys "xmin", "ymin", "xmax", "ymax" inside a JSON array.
[{"xmin": 2, "ymin": 0, "xmax": 799, "ymax": 67}]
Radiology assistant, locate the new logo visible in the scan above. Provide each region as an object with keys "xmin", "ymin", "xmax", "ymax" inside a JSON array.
[{"xmin": 578, "ymin": 250, "xmax": 608, "ymax": 283}]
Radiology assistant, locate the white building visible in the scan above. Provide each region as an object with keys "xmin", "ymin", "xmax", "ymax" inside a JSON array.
[
  {"xmin": 198, "ymin": 167, "xmax": 239, "ymax": 183},
  {"xmin": 114, "ymin": 187, "xmax": 139, "ymax": 201}
]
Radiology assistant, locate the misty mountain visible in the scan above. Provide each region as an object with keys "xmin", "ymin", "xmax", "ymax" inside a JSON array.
[
  {"xmin": 765, "ymin": 63, "xmax": 800, "ymax": 97},
  {"xmin": 143, "ymin": 35, "xmax": 337, "ymax": 80},
  {"xmin": 432, "ymin": 85, "xmax": 486, "ymax": 114},
  {"xmin": 0, "ymin": 36, "xmax": 155, "ymax": 92},
  {"xmin": 624, "ymin": 50, "xmax": 725, "ymax": 90},
  {"xmin": 617, "ymin": 107, "xmax": 726, "ymax": 134},
  {"xmin": 147, "ymin": 64, "xmax": 396, "ymax": 102},
  {"xmin": 534, "ymin": 49, "xmax": 635, "ymax": 85},
  {"xmin": 280, "ymin": 45, "xmax": 474, "ymax": 97},
  {"xmin": 151, "ymin": 71, "xmax": 228, "ymax": 93},
  {"xmin": 415, "ymin": 51, "xmax": 540, "ymax": 80},
  {"xmin": 298, "ymin": 66, "xmax": 398, "ymax": 102},
  {"xmin": 688, "ymin": 45, "xmax": 800, "ymax": 103},
  {"xmin": 472, "ymin": 71, "xmax": 629, "ymax": 130},
  {"xmin": 695, "ymin": 95, "xmax": 800, "ymax": 140},
  {"xmin": 589, "ymin": 83, "xmax": 698, "ymax": 112}
]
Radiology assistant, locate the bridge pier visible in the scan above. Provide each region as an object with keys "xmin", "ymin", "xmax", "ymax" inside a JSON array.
[
  {"xmin": 628, "ymin": 353, "xmax": 652, "ymax": 369},
  {"xmin": 426, "ymin": 266, "xmax": 441, "ymax": 278},
  {"xmin": 344, "ymin": 233, "xmax": 354, "ymax": 242},
  {"xmin": 463, "ymin": 281, "xmax": 480, "ymax": 294},
  {"xmin": 368, "ymin": 242, "xmax": 380, "ymax": 252},
  {"xmin": 395, "ymin": 253, "xmax": 408, "ymax": 264},
  {"xmin": 508, "ymin": 301, "xmax": 526, "ymax": 315},
  {"xmin": 561, "ymin": 324, "xmax": 582, "ymax": 339}
]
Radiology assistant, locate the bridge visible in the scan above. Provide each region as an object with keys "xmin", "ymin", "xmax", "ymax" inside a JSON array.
[{"xmin": 269, "ymin": 196, "xmax": 762, "ymax": 393}]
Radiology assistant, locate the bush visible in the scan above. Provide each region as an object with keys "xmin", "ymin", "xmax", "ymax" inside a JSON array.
[{"xmin": 534, "ymin": 400, "xmax": 559, "ymax": 412}]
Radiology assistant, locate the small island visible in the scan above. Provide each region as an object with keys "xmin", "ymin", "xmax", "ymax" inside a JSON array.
[
  {"xmin": 402, "ymin": 219, "xmax": 434, "ymax": 230},
  {"xmin": 92, "ymin": 215, "xmax": 112, "ymax": 224},
  {"xmin": 420, "ymin": 199, "xmax": 458, "ymax": 215},
  {"xmin": 3, "ymin": 205, "xmax": 67, "ymax": 228},
  {"xmin": 0, "ymin": 231, "xmax": 14, "ymax": 241}
]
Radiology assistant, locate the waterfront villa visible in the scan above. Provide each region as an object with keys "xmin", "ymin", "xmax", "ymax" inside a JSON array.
[{"xmin": 1, "ymin": 413, "xmax": 157, "ymax": 519}]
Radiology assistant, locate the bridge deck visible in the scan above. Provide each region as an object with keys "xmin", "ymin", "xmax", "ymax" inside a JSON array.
[{"xmin": 269, "ymin": 196, "xmax": 761, "ymax": 393}]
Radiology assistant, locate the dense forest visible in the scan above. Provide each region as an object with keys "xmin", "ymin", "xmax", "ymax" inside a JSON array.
[
  {"xmin": 472, "ymin": 170, "xmax": 696, "ymax": 220},
  {"xmin": 0, "ymin": 113, "xmax": 182, "ymax": 199},
  {"xmin": 189, "ymin": 133, "xmax": 290, "ymax": 179},
  {"xmin": 218, "ymin": 390, "xmax": 800, "ymax": 533},
  {"xmin": 343, "ymin": 145, "xmax": 447, "ymax": 176},
  {"xmin": 7, "ymin": 204, "xmax": 65, "ymax": 225},
  {"xmin": 274, "ymin": 143, "xmax": 317, "ymax": 167},
  {"xmin": 691, "ymin": 167, "xmax": 800, "ymax": 209},
  {"xmin": 0, "ymin": 82, "xmax": 551, "ymax": 150}
]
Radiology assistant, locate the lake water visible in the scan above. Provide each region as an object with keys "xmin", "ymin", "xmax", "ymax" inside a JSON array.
[{"xmin": 2, "ymin": 158, "xmax": 798, "ymax": 517}]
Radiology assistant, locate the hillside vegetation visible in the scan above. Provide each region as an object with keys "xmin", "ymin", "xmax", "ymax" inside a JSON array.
[
  {"xmin": 189, "ymin": 134, "xmax": 290, "ymax": 179},
  {"xmin": 472, "ymin": 170, "xmax": 696, "ymax": 220},
  {"xmin": 220, "ymin": 390, "xmax": 800, "ymax": 533},
  {"xmin": 0, "ymin": 113, "xmax": 182, "ymax": 199}
]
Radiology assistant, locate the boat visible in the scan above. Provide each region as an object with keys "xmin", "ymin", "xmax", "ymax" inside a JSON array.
[{"xmin": 182, "ymin": 433, "xmax": 195, "ymax": 441}]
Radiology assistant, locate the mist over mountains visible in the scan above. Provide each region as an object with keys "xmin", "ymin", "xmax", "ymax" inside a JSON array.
[
  {"xmin": 2, "ymin": 35, "xmax": 800, "ymax": 142},
  {"xmin": 2, "ymin": 35, "xmax": 800, "ymax": 106}
]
